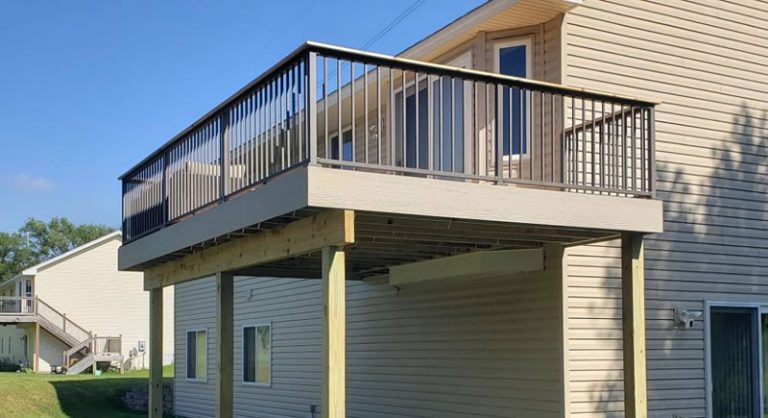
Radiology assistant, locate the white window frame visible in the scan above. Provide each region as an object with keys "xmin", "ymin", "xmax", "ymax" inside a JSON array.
[
  {"xmin": 185, "ymin": 328, "xmax": 208, "ymax": 383},
  {"xmin": 242, "ymin": 322, "xmax": 273, "ymax": 386},
  {"xmin": 493, "ymin": 37, "xmax": 533, "ymax": 161},
  {"xmin": 704, "ymin": 300, "xmax": 767, "ymax": 418}
]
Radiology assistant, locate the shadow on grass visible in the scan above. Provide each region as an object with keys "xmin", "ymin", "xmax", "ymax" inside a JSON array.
[{"xmin": 50, "ymin": 377, "xmax": 172, "ymax": 418}]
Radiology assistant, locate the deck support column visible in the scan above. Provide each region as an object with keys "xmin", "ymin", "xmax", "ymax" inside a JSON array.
[
  {"xmin": 216, "ymin": 272, "xmax": 234, "ymax": 418},
  {"xmin": 322, "ymin": 246, "xmax": 346, "ymax": 418},
  {"xmin": 149, "ymin": 287, "xmax": 164, "ymax": 418},
  {"xmin": 33, "ymin": 322, "xmax": 40, "ymax": 372},
  {"xmin": 621, "ymin": 233, "xmax": 647, "ymax": 418}
]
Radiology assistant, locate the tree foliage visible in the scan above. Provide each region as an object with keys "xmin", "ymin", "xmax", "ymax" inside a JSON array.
[{"xmin": 0, "ymin": 218, "xmax": 115, "ymax": 282}]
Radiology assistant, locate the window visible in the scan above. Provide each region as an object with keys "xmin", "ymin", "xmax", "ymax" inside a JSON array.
[
  {"xmin": 330, "ymin": 129, "xmax": 353, "ymax": 162},
  {"xmin": 186, "ymin": 329, "xmax": 207, "ymax": 381},
  {"xmin": 394, "ymin": 51, "xmax": 471, "ymax": 173},
  {"xmin": 494, "ymin": 38, "xmax": 531, "ymax": 157},
  {"xmin": 707, "ymin": 304, "xmax": 768, "ymax": 418},
  {"xmin": 243, "ymin": 324, "xmax": 271, "ymax": 385}
]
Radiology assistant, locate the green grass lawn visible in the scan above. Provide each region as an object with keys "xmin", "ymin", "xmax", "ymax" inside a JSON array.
[{"xmin": 0, "ymin": 366, "xmax": 173, "ymax": 418}]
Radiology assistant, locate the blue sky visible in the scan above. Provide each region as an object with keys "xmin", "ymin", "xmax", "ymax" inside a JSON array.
[{"xmin": 0, "ymin": 0, "xmax": 483, "ymax": 232}]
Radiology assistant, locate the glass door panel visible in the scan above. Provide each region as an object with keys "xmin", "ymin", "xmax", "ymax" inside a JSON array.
[{"xmin": 711, "ymin": 307, "xmax": 759, "ymax": 418}]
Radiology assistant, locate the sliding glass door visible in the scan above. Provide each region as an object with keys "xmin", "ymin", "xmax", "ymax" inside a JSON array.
[
  {"xmin": 709, "ymin": 306, "xmax": 768, "ymax": 418},
  {"xmin": 711, "ymin": 308, "xmax": 759, "ymax": 417}
]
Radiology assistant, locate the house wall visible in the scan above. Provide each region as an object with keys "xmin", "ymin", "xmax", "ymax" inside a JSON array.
[
  {"xmin": 174, "ymin": 258, "xmax": 565, "ymax": 418},
  {"xmin": 0, "ymin": 324, "xmax": 67, "ymax": 372},
  {"xmin": 0, "ymin": 325, "xmax": 29, "ymax": 366},
  {"xmin": 33, "ymin": 237, "xmax": 175, "ymax": 367},
  {"xmin": 562, "ymin": 1, "xmax": 768, "ymax": 417},
  {"xmin": 35, "ymin": 326, "xmax": 69, "ymax": 372},
  {"xmin": 174, "ymin": 277, "xmax": 217, "ymax": 418}
]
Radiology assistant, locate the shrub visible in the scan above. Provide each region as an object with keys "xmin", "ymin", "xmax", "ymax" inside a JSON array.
[{"xmin": 0, "ymin": 357, "xmax": 20, "ymax": 372}]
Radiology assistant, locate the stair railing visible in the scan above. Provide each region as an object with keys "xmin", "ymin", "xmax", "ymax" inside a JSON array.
[
  {"xmin": 34, "ymin": 298, "xmax": 92, "ymax": 343},
  {"xmin": 63, "ymin": 335, "xmax": 95, "ymax": 369}
]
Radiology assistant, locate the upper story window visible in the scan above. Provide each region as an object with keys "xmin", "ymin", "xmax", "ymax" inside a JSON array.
[
  {"xmin": 186, "ymin": 329, "xmax": 207, "ymax": 381},
  {"xmin": 394, "ymin": 51, "xmax": 472, "ymax": 173},
  {"xmin": 330, "ymin": 130, "xmax": 353, "ymax": 162},
  {"xmin": 243, "ymin": 324, "xmax": 272, "ymax": 385},
  {"xmin": 494, "ymin": 38, "xmax": 532, "ymax": 157}
]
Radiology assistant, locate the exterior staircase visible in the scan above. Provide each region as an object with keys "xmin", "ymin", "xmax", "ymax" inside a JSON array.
[{"xmin": 0, "ymin": 296, "xmax": 123, "ymax": 374}]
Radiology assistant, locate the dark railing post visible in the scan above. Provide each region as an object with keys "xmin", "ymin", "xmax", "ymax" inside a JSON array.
[
  {"xmin": 162, "ymin": 152, "xmax": 169, "ymax": 227},
  {"xmin": 495, "ymin": 84, "xmax": 503, "ymax": 184},
  {"xmin": 219, "ymin": 111, "xmax": 230, "ymax": 200},
  {"xmin": 560, "ymin": 95, "xmax": 567, "ymax": 185},
  {"xmin": 307, "ymin": 51, "xmax": 318, "ymax": 164},
  {"xmin": 648, "ymin": 106, "xmax": 656, "ymax": 198},
  {"xmin": 121, "ymin": 181, "xmax": 127, "ymax": 240}
]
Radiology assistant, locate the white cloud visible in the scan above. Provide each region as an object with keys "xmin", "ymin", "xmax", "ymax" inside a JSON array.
[{"xmin": 12, "ymin": 174, "xmax": 56, "ymax": 192}]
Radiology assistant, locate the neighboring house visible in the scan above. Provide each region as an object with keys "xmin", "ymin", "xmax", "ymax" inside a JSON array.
[
  {"xmin": 0, "ymin": 232, "xmax": 174, "ymax": 374},
  {"xmin": 116, "ymin": 0, "xmax": 767, "ymax": 417}
]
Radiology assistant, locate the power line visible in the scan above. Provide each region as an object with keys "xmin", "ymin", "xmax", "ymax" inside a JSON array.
[
  {"xmin": 324, "ymin": 0, "xmax": 426, "ymax": 85},
  {"xmin": 360, "ymin": 0, "xmax": 427, "ymax": 51}
]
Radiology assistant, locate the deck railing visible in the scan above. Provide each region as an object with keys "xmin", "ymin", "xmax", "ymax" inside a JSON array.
[
  {"xmin": 0, "ymin": 296, "xmax": 92, "ymax": 343},
  {"xmin": 120, "ymin": 42, "xmax": 657, "ymax": 242}
]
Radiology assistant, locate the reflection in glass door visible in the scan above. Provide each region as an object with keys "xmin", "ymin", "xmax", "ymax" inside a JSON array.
[
  {"xmin": 763, "ymin": 314, "xmax": 768, "ymax": 418},
  {"xmin": 710, "ymin": 307, "xmax": 759, "ymax": 418}
]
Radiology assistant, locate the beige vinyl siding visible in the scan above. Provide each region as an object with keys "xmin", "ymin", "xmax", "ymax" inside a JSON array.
[
  {"xmin": 233, "ymin": 277, "xmax": 322, "ymax": 418},
  {"xmin": 563, "ymin": 1, "xmax": 768, "ymax": 417},
  {"xmin": 174, "ymin": 277, "xmax": 217, "ymax": 418},
  {"xmin": 345, "ymin": 272, "xmax": 563, "ymax": 418},
  {"xmin": 0, "ymin": 325, "xmax": 29, "ymax": 365},
  {"xmin": 36, "ymin": 327, "xmax": 70, "ymax": 372},
  {"xmin": 174, "ymin": 265, "xmax": 565, "ymax": 418},
  {"xmin": 32, "ymin": 237, "xmax": 174, "ymax": 366}
]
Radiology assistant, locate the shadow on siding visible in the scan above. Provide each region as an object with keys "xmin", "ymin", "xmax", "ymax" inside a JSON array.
[{"xmin": 586, "ymin": 103, "xmax": 768, "ymax": 417}]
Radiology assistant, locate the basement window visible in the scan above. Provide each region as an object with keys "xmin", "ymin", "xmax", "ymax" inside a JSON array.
[
  {"xmin": 243, "ymin": 324, "xmax": 271, "ymax": 385},
  {"xmin": 186, "ymin": 329, "xmax": 207, "ymax": 381}
]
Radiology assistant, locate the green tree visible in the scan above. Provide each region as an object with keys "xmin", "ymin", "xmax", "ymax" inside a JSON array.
[{"xmin": 0, "ymin": 218, "xmax": 115, "ymax": 282}]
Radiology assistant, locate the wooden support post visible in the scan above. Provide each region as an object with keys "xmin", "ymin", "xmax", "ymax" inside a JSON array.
[
  {"xmin": 544, "ymin": 244, "xmax": 570, "ymax": 418},
  {"xmin": 149, "ymin": 287, "xmax": 164, "ymax": 418},
  {"xmin": 322, "ymin": 246, "xmax": 346, "ymax": 418},
  {"xmin": 93, "ymin": 333, "xmax": 98, "ymax": 375},
  {"xmin": 216, "ymin": 272, "xmax": 234, "ymax": 418},
  {"xmin": 621, "ymin": 233, "xmax": 647, "ymax": 418},
  {"xmin": 34, "ymin": 322, "xmax": 40, "ymax": 372}
]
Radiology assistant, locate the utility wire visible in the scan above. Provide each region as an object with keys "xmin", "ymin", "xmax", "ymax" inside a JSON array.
[
  {"xmin": 360, "ymin": 0, "xmax": 427, "ymax": 51},
  {"xmin": 326, "ymin": 0, "xmax": 427, "ymax": 83}
]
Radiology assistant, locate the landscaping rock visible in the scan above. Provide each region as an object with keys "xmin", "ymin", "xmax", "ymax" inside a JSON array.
[{"xmin": 122, "ymin": 381, "xmax": 173, "ymax": 416}]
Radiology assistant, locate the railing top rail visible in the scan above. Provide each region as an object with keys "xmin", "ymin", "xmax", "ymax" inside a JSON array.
[
  {"xmin": 64, "ymin": 335, "xmax": 94, "ymax": 356},
  {"xmin": 118, "ymin": 40, "xmax": 660, "ymax": 180},
  {"xmin": 35, "ymin": 297, "xmax": 91, "ymax": 337}
]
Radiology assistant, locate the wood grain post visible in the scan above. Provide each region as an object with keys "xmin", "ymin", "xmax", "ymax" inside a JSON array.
[
  {"xmin": 216, "ymin": 272, "xmax": 234, "ymax": 418},
  {"xmin": 34, "ymin": 322, "xmax": 40, "ymax": 372},
  {"xmin": 93, "ymin": 333, "xmax": 98, "ymax": 376},
  {"xmin": 621, "ymin": 233, "xmax": 647, "ymax": 418},
  {"xmin": 149, "ymin": 287, "xmax": 164, "ymax": 418},
  {"xmin": 322, "ymin": 246, "xmax": 346, "ymax": 418}
]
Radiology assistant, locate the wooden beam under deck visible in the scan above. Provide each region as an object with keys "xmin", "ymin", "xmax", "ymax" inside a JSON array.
[
  {"xmin": 388, "ymin": 248, "xmax": 544, "ymax": 287},
  {"xmin": 236, "ymin": 212, "xmax": 617, "ymax": 280},
  {"xmin": 144, "ymin": 210, "xmax": 355, "ymax": 289}
]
